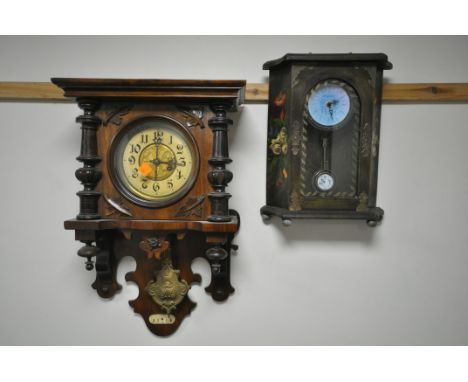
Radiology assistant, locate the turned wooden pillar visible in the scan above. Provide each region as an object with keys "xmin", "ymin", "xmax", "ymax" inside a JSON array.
[
  {"xmin": 75, "ymin": 98, "xmax": 102, "ymax": 220},
  {"xmin": 207, "ymin": 103, "xmax": 233, "ymax": 222}
]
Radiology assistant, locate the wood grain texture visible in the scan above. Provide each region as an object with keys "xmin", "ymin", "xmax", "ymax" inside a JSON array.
[
  {"xmin": 0, "ymin": 82, "xmax": 65, "ymax": 101},
  {"xmin": 246, "ymin": 83, "xmax": 468, "ymax": 103},
  {"xmin": 382, "ymin": 83, "xmax": 468, "ymax": 102},
  {"xmin": 2, "ymin": 82, "xmax": 468, "ymax": 103},
  {"xmin": 64, "ymin": 217, "xmax": 239, "ymax": 233},
  {"xmin": 245, "ymin": 83, "xmax": 269, "ymax": 103}
]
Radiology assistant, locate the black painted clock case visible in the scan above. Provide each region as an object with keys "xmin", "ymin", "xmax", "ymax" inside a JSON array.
[{"xmin": 260, "ymin": 53, "xmax": 392, "ymax": 226}]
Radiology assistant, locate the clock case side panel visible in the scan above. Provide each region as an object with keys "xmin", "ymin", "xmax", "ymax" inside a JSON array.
[
  {"xmin": 367, "ymin": 65, "xmax": 385, "ymax": 209},
  {"xmin": 263, "ymin": 66, "xmax": 292, "ymax": 210},
  {"xmin": 96, "ymin": 102, "xmax": 212, "ymax": 221}
]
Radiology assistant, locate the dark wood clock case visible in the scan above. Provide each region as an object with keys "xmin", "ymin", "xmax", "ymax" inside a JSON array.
[
  {"xmin": 260, "ymin": 53, "xmax": 392, "ymax": 226},
  {"xmin": 52, "ymin": 78, "xmax": 245, "ymax": 336}
]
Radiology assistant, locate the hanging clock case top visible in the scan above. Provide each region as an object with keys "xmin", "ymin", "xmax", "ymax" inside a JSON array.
[{"xmin": 261, "ymin": 53, "xmax": 392, "ymax": 225}]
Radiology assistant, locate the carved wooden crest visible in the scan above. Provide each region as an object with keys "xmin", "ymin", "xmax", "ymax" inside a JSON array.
[
  {"xmin": 175, "ymin": 195, "xmax": 205, "ymax": 217},
  {"xmin": 139, "ymin": 237, "xmax": 170, "ymax": 259}
]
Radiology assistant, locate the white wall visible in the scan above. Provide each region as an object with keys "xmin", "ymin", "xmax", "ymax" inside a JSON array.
[{"xmin": 1, "ymin": 36, "xmax": 467, "ymax": 345}]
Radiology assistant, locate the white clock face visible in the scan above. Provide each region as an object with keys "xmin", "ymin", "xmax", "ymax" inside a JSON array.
[
  {"xmin": 110, "ymin": 117, "xmax": 199, "ymax": 207},
  {"xmin": 316, "ymin": 172, "xmax": 334, "ymax": 191},
  {"xmin": 308, "ymin": 82, "xmax": 351, "ymax": 127}
]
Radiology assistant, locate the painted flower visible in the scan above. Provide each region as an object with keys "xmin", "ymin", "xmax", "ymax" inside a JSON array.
[
  {"xmin": 270, "ymin": 142, "xmax": 282, "ymax": 155},
  {"xmin": 274, "ymin": 91, "xmax": 286, "ymax": 107},
  {"xmin": 269, "ymin": 127, "xmax": 288, "ymax": 156}
]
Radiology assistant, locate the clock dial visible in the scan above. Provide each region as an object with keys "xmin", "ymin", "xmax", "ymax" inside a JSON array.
[
  {"xmin": 111, "ymin": 117, "xmax": 199, "ymax": 207},
  {"xmin": 307, "ymin": 81, "xmax": 351, "ymax": 128},
  {"xmin": 315, "ymin": 172, "xmax": 335, "ymax": 192}
]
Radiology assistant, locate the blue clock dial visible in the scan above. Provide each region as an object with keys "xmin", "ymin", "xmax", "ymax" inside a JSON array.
[{"xmin": 308, "ymin": 83, "xmax": 351, "ymax": 127}]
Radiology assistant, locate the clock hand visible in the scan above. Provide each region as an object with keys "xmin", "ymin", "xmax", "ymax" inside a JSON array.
[
  {"xmin": 151, "ymin": 158, "xmax": 173, "ymax": 165},
  {"xmin": 154, "ymin": 139, "xmax": 160, "ymax": 179},
  {"xmin": 326, "ymin": 100, "xmax": 335, "ymax": 120},
  {"xmin": 327, "ymin": 105, "xmax": 334, "ymax": 120},
  {"xmin": 160, "ymin": 158, "xmax": 186, "ymax": 169},
  {"xmin": 171, "ymin": 159, "xmax": 186, "ymax": 168}
]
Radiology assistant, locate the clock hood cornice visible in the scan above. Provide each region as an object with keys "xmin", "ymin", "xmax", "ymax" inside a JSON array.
[
  {"xmin": 51, "ymin": 78, "xmax": 246, "ymax": 109},
  {"xmin": 263, "ymin": 53, "xmax": 393, "ymax": 71}
]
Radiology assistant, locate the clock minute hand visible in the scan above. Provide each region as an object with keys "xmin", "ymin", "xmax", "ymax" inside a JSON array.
[
  {"xmin": 154, "ymin": 138, "xmax": 160, "ymax": 178},
  {"xmin": 173, "ymin": 160, "xmax": 186, "ymax": 167},
  {"xmin": 326, "ymin": 100, "xmax": 339, "ymax": 119},
  {"xmin": 326, "ymin": 101, "xmax": 334, "ymax": 120},
  {"xmin": 167, "ymin": 158, "xmax": 186, "ymax": 168}
]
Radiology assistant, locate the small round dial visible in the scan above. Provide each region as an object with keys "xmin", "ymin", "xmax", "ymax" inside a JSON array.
[
  {"xmin": 307, "ymin": 81, "xmax": 351, "ymax": 128},
  {"xmin": 110, "ymin": 117, "xmax": 199, "ymax": 207},
  {"xmin": 315, "ymin": 172, "xmax": 335, "ymax": 192}
]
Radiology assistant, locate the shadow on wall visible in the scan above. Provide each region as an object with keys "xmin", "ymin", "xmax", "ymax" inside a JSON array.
[{"xmin": 262, "ymin": 216, "xmax": 378, "ymax": 245}]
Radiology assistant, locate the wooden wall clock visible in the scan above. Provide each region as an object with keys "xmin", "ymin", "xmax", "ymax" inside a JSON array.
[
  {"xmin": 52, "ymin": 78, "xmax": 245, "ymax": 336},
  {"xmin": 260, "ymin": 53, "xmax": 392, "ymax": 226}
]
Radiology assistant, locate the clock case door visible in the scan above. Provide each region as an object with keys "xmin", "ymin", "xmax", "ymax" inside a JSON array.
[{"xmin": 261, "ymin": 53, "xmax": 392, "ymax": 224}]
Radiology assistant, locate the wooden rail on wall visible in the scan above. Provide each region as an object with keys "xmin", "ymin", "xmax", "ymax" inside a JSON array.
[{"xmin": 1, "ymin": 82, "xmax": 468, "ymax": 103}]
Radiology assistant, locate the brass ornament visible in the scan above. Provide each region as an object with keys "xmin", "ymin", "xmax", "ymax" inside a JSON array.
[
  {"xmin": 148, "ymin": 314, "xmax": 176, "ymax": 325},
  {"xmin": 145, "ymin": 257, "xmax": 189, "ymax": 313}
]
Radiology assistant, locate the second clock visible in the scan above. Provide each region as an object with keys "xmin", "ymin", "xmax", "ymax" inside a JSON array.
[{"xmin": 260, "ymin": 53, "xmax": 392, "ymax": 226}]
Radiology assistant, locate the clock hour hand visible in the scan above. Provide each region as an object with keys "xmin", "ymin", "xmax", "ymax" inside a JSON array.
[
  {"xmin": 151, "ymin": 158, "xmax": 172, "ymax": 166},
  {"xmin": 155, "ymin": 158, "xmax": 186, "ymax": 166}
]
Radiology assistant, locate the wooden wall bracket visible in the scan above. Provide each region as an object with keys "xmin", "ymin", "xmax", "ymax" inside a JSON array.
[{"xmin": 2, "ymin": 82, "xmax": 468, "ymax": 103}]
